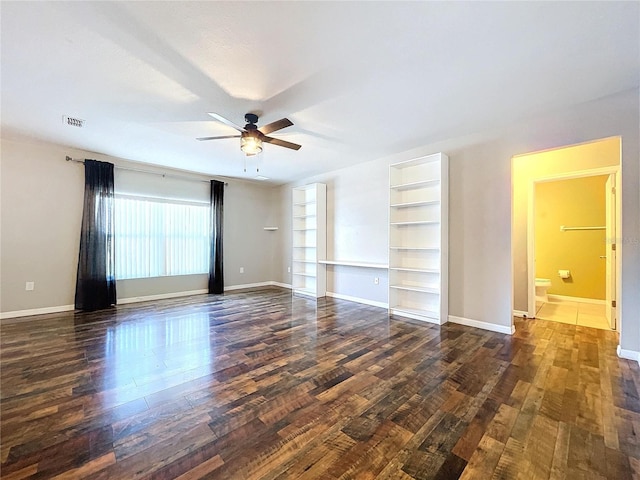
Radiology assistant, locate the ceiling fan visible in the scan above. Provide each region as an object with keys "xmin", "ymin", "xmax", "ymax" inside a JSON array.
[{"xmin": 197, "ymin": 113, "xmax": 301, "ymax": 155}]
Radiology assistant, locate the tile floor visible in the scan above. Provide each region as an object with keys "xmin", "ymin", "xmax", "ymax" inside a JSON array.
[{"xmin": 535, "ymin": 299, "xmax": 613, "ymax": 330}]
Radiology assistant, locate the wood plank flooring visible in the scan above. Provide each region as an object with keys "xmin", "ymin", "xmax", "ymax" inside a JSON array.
[{"xmin": 1, "ymin": 287, "xmax": 639, "ymax": 479}]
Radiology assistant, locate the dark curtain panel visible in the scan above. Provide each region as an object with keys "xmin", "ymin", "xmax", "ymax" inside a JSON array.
[
  {"xmin": 208, "ymin": 180, "xmax": 224, "ymax": 294},
  {"xmin": 75, "ymin": 160, "xmax": 116, "ymax": 311}
]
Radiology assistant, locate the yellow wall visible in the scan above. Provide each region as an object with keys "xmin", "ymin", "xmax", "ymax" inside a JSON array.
[{"xmin": 535, "ymin": 175, "xmax": 608, "ymax": 299}]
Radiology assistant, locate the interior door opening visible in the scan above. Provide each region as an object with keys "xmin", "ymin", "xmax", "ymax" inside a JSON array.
[{"xmin": 511, "ymin": 136, "xmax": 621, "ymax": 332}]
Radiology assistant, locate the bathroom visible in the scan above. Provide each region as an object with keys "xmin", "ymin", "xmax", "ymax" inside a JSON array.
[{"xmin": 534, "ymin": 174, "xmax": 613, "ymax": 330}]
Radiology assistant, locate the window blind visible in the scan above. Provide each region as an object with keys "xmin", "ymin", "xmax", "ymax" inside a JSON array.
[{"xmin": 114, "ymin": 195, "xmax": 210, "ymax": 279}]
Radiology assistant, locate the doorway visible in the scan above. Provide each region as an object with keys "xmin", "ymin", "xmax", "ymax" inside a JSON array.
[
  {"xmin": 512, "ymin": 136, "xmax": 622, "ymax": 331},
  {"xmin": 530, "ymin": 170, "xmax": 618, "ymax": 330}
]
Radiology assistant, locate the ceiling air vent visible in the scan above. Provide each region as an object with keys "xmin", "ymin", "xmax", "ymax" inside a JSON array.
[{"xmin": 63, "ymin": 115, "xmax": 85, "ymax": 128}]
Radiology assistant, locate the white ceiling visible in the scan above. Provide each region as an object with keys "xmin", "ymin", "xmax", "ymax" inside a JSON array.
[{"xmin": 1, "ymin": 1, "xmax": 638, "ymax": 184}]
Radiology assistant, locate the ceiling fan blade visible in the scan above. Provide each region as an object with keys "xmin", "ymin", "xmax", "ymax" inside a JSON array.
[
  {"xmin": 207, "ymin": 112, "xmax": 246, "ymax": 132},
  {"xmin": 262, "ymin": 136, "xmax": 302, "ymax": 151},
  {"xmin": 259, "ymin": 118, "xmax": 293, "ymax": 135},
  {"xmin": 196, "ymin": 135, "xmax": 241, "ymax": 141}
]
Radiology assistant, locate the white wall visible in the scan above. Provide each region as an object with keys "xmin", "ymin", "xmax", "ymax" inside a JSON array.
[
  {"xmin": 223, "ymin": 180, "xmax": 280, "ymax": 287},
  {"xmin": 279, "ymin": 163, "xmax": 390, "ymax": 303},
  {"xmin": 0, "ymin": 137, "xmax": 280, "ymax": 314},
  {"xmin": 278, "ymin": 88, "xmax": 639, "ymax": 353},
  {"xmin": 1, "ymin": 139, "xmax": 84, "ymax": 312}
]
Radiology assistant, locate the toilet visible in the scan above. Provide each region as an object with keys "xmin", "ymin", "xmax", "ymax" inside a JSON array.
[{"xmin": 535, "ymin": 278, "xmax": 552, "ymax": 303}]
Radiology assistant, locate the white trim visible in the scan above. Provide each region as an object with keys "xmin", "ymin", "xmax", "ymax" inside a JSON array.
[
  {"xmin": 532, "ymin": 166, "xmax": 620, "ymax": 183},
  {"xmin": 617, "ymin": 345, "xmax": 640, "ymax": 365},
  {"xmin": 118, "ymin": 289, "xmax": 208, "ymax": 304},
  {"xmin": 448, "ymin": 315, "xmax": 516, "ymax": 335},
  {"xmin": 527, "ymin": 181, "xmax": 536, "ymax": 318},
  {"xmin": 547, "ymin": 295, "xmax": 606, "ymax": 305},
  {"xmin": 326, "ymin": 291, "xmax": 388, "ymax": 309},
  {"xmin": 0, "ymin": 304, "xmax": 75, "ymax": 320},
  {"xmin": 224, "ymin": 282, "xmax": 274, "ymax": 292},
  {"xmin": 118, "ymin": 282, "xmax": 291, "ymax": 303},
  {"xmin": 226, "ymin": 281, "xmax": 292, "ymax": 292},
  {"xmin": 513, "ymin": 310, "xmax": 529, "ymax": 318}
]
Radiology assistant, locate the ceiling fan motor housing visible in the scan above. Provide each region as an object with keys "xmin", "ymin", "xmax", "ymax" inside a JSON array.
[{"xmin": 244, "ymin": 113, "xmax": 259, "ymax": 130}]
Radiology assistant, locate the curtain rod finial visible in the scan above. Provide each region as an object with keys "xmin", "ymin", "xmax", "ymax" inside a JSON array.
[{"xmin": 66, "ymin": 156, "xmax": 72, "ymax": 161}]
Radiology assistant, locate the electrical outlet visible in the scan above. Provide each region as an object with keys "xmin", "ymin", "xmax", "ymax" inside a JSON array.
[
  {"xmin": 25, "ymin": 281, "xmax": 35, "ymax": 291},
  {"xmin": 240, "ymin": 267, "xmax": 244, "ymax": 274},
  {"xmin": 288, "ymin": 266, "xmax": 291, "ymax": 273},
  {"xmin": 374, "ymin": 277, "xmax": 379, "ymax": 285}
]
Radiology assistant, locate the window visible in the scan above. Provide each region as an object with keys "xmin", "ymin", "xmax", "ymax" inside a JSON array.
[{"xmin": 114, "ymin": 195, "xmax": 210, "ymax": 279}]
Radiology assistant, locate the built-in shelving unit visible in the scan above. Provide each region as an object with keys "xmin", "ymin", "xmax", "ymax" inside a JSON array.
[
  {"xmin": 388, "ymin": 153, "xmax": 448, "ymax": 324},
  {"xmin": 292, "ymin": 183, "xmax": 327, "ymax": 298}
]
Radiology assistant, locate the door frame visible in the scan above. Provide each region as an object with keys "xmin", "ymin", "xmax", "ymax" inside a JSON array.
[
  {"xmin": 526, "ymin": 166, "xmax": 621, "ymax": 324},
  {"xmin": 605, "ymin": 173, "xmax": 617, "ymax": 329}
]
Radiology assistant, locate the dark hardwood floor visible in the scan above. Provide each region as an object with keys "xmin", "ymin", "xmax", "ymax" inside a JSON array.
[{"xmin": 1, "ymin": 287, "xmax": 639, "ymax": 479}]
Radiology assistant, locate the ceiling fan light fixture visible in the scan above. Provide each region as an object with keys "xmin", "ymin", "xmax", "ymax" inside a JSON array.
[
  {"xmin": 241, "ymin": 131, "xmax": 263, "ymax": 156},
  {"xmin": 199, "ymin": 112, "xmax": 301, "ymax": 154}
]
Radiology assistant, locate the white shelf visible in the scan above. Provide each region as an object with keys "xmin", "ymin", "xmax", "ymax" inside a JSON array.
[
  {"xmin": 293, "ymin": 272, "xmax": 316, "ymax": 277},
  {"xmin": 390, "ymin": 179, "xmax": 440, "ymax": 191},
  {"xmin": 389, "ymin": 152, "xmax": 448, "ymax": 323},
  {"xmin": 292, "ymin": 183, "xmax": 326, "ymax": 299},
  {"xmin": 390, "ymin": 221, "xmax": 440, "ymax": 226},
  {"xmin": 390, "ymin": 155, "xmax": 443, "ymax": 168},
  {"xmin": 319, "ymin": 260, "xmax": 389, "ymax": 268},
  {"xmin": 263, "ymin": 227, "xmax": 278, "ymax": 231},
  {"xmin": 390, "ymin": 267, "xmax": 439, "ymax": 273},
  {"xmin": 390, "ymin": 200, "xmax": 440, "ymax": 208},
  {"xmin": 390, "ymin": 285, "xmax": 439, "ymax": 294},
  {"xmin": 389, "ymin": 246, "xmax": 440, "ymax": 251}
]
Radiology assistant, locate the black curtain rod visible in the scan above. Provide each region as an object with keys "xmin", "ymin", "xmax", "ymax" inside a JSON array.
[{"xmin": 65, "ymin": 156, "xmax": 228, "ymax": 186}]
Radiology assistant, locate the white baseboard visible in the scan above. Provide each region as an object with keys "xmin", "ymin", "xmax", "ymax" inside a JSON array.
[
  {"xmin": 513, "ymin": 310, "xmax": 529, "ymax": 318},
  {"xmin": 448, "ymin": 315, "xmax": 515, "ymax": 335},
  {"xmin": 548, "ymin": 295, "xmax": 606, "ymax": 305},
  {"xmin": 224, "ymin": 282, "xmax": 273, "ymax": 292},
  {"xmin": 617, "ymin": 345, "xmax": 640, "ymax": 365},
  {"xmin": 118, "ymin": 289, "xmax": 208, "ymax": 304},
  {"xmin": 326, "ymin": 291, "xmax": 388, "ymax": 309},
  {"xmin": 0, "ymin": 304, "xmax": 75, "ymax": 320},
  {"xmin": 1, "ymin": 282, "xmax": 292, "ymax": 320},
  {"xmin": 225, "ymin": 281, "xmax": 293, "ymax": 292}
]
